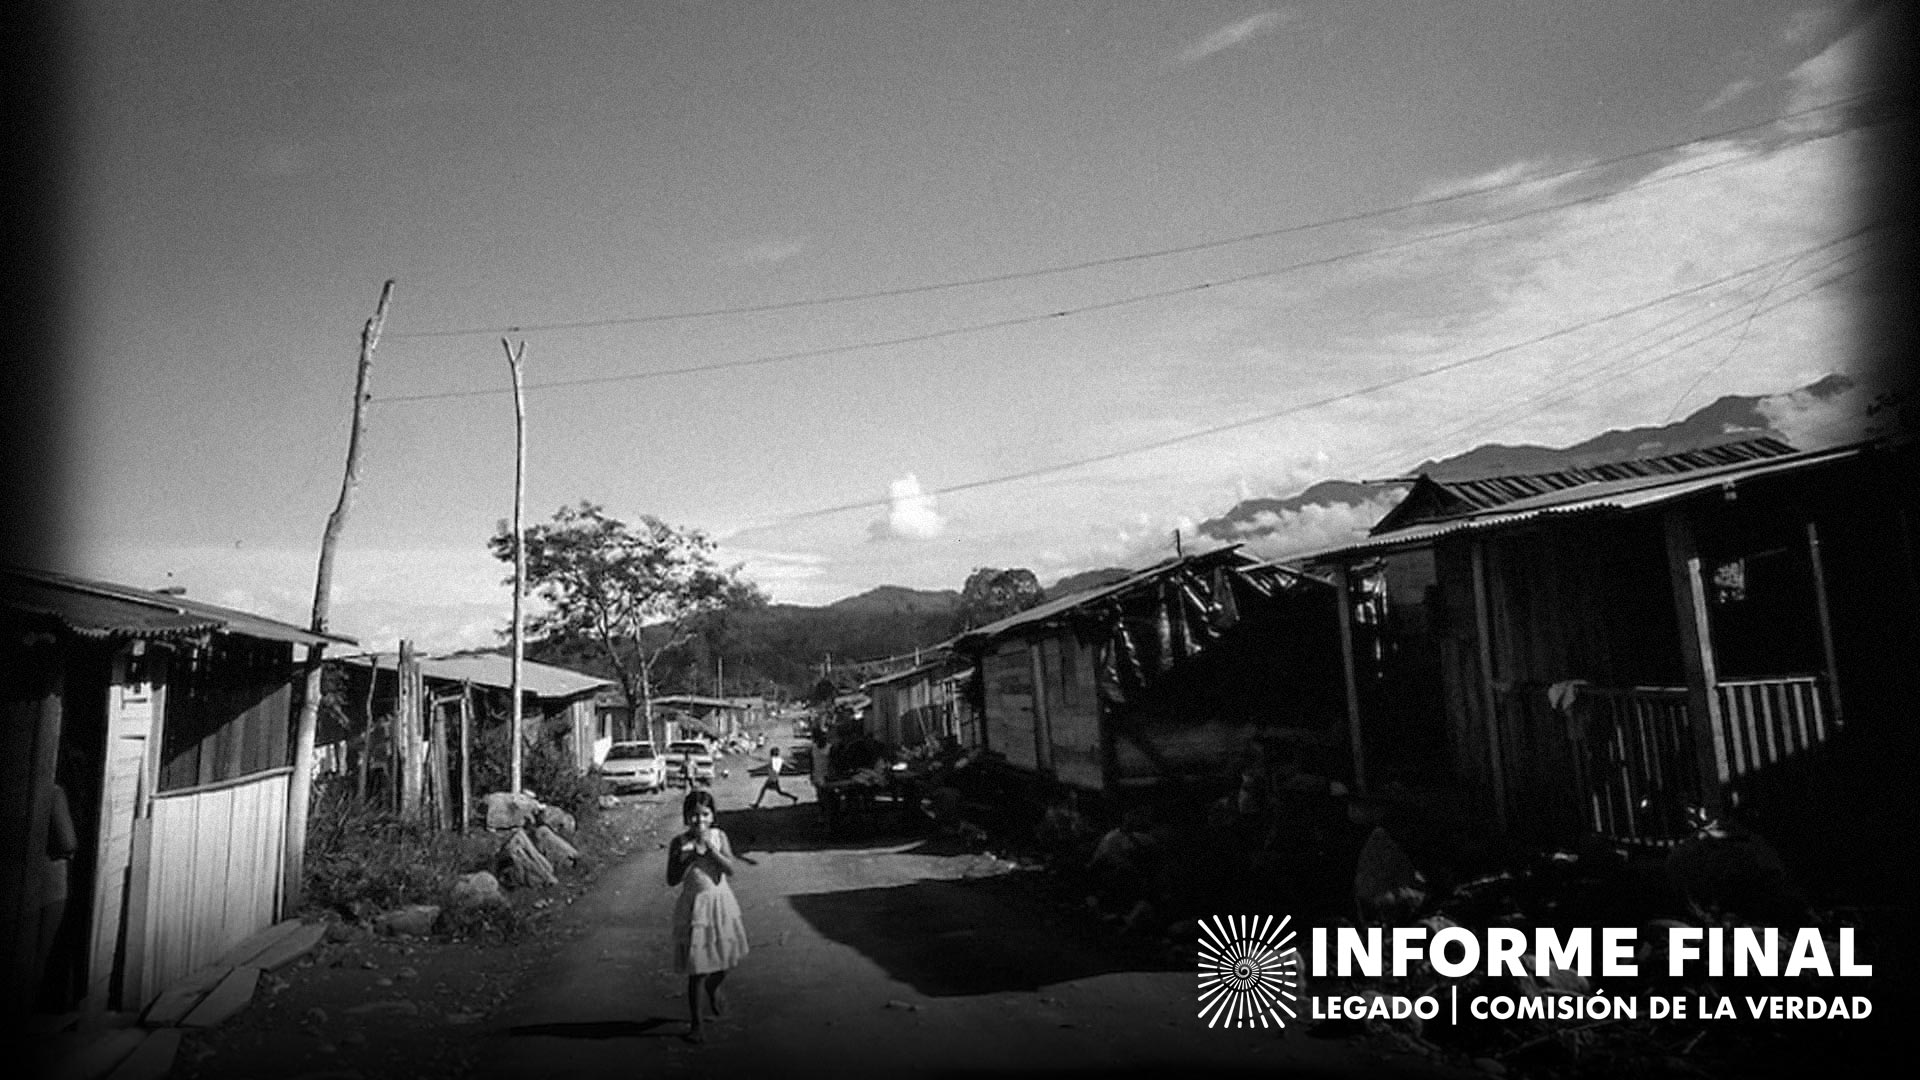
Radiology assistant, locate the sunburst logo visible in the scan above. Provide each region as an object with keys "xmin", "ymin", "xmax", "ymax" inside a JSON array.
[{"xmin": 1197, "ymin": 914, "xmax": 1302, "ymax": 1029}]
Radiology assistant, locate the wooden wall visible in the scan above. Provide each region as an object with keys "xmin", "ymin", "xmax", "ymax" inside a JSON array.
[
  {"xmin": 137, "ymin": 769, "xmax": 290, "ymax": 1006},
  {"xmin": 85, "ymin": 656, "xmax": 162, "ymax": 1011},
  {"xmin": 1036, "ymin": 635, "xmax": 1102, "ymax": 790},
  {"xmin": 981, "ymin": 641, "xmax": 1038, "ymax": 770},
  {"xmin": 0, "ymin": 635, "xmax": 65, "ymax": 1015}
]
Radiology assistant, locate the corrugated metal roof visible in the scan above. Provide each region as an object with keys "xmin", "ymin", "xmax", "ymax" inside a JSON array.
[
  {"xmin": 654, "ymin": 694, "xmax": 749, "ymax": 710},
  {"xmin": 1370, "ymin": 437, "xmax": 1798, "ymax": 533},
  {"xmin": 1, "ymin": 567, "xmax": 354, "ymax": 647},
  {"xmin": 1296, "ymin": 441, "xmax": 1870, "ymax": 562},
  {"xmin": 951, "ymin": 547, "xmax": 1288, "ymax": 648},
  {"xmin": 863, "ymin": 656, "xmax": 962, "ymax": 689},
  {"xmin": 342, "ymin": 652, "xmax": 610, "ymax": 699}
]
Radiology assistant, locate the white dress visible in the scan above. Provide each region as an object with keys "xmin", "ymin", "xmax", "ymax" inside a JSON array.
[{"xmin": 671, "ymin": 828, "xmax": 750, "ymax": 975}]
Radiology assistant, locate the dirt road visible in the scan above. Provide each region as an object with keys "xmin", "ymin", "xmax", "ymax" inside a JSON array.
[{"xmin": 479, "ymin": 748, "xmax": 1464, "ymax": 1079}]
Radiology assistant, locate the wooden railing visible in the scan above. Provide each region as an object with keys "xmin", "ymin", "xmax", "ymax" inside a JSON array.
[
  {"xmin": 1576, "ymin": 676, "xmax": 1834, "ymax": 842},
  {"xmin": 1578, "ymin": 685, "xmax": 1698, "ymax": 843},
  {"xmin": 1712, "ymin": 675, "xmax": 1830, "ymax": 780}
]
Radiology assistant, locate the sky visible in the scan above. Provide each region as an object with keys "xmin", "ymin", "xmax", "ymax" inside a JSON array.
[{"xmin": 56, "ymin": 0, "xmax": 1910, "ymax": 652}]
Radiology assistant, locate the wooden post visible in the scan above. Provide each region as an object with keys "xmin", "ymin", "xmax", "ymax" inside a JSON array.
[
  {"xmin": 1804, "ymin": 520, "xmax": 1844, "ymax": 730},
  {"xmin": 1470, "ymin": 541, "xmax": 1510, "ymax": 832},
  {"xmin": 286, "ymin": 279, "xmax": 393, "ymax": 911},
  {"xmin": 1663, "ymin": 510, "xmax": 1728, "ymax": 815},
  {"xmin": 397, "ymin": 641, "xmax": 422, "ymax": 821},
  {"xmin": 429, "ymin": 694, "xmax": 452, "ymax": 831},
  {"xmin": 356, "ymin": 656, "xmax": 377, "ymax": 802},
  {"xmin": 1334, "ymin": 565, "xmax": 1368, "ymax": 796},
  {"xmin": 504, "ymin": 338, "xmax": 528, "ymax": 795},
  {"xmin": 458, "ymin": 681, "xmax": 473, "ymax": 834}
]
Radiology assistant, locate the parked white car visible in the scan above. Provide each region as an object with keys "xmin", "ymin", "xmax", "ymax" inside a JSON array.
[
  {"xmin": 666, "ymin": 740, "xmax": 717, "ymax": 785},
  {"xmin": 600, "ymin": 741, "xmax": 666, "ymax": 793}
]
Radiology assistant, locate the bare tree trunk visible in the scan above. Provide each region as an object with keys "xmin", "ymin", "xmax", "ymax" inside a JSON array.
[
  {"xmin": 356, "ymin": 656, "xmax": 377, "ymax": 802},
  {"xmin": 286, "ymin": 279, "xmax": 393, "ymax": 911},
  {"xmin": 430, "ymin": 694, "xmax": 452, "ymax": 830},
  {"xmin": 504, "ymin": 338, "xmax": 528, "ymax": 793},
  {"xmin": 398, "ymin": 640, "xmax": 423, "ymax": 821},
  {"xmin": 458, "ymin": 680, "xmax": 473, "ymax": 833}
]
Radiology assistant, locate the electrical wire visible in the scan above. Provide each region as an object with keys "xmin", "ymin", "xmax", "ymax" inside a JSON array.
[
  {"xmin": 371, "ymin": 117, "xmax": 1894, "ymax": 407},
  {"xmin": 386, "ymin": 93, "xmax": 1879, "ymax": 341},
  {"xmin": 722, "ymin": 234, "xmax": 1874, "ymax": 535}
]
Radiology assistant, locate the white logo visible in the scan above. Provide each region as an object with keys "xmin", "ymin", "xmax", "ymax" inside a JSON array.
[{"xmin": 1197, "ymin": 914, "xmax": 1302, "ymax": 1029}]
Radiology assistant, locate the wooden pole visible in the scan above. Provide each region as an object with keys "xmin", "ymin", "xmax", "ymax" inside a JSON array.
[
  {"xmin": 458, "ymin": 680, "xmax": 473, "ymax": 833},
  {"xmin": 397, "ymin": 640, "xmax": 422, "ymax": 821},
  {"xmin": 430, "ymin": 693, "xmax": 452, "ymax": 830},
  {"xmin": 504, "ymin": 338, "xmax": 528, "ymax": 795},
  {"xmin": 356, "ymin": 656, "xmax": 377, "ymax": 802},
  {"xmin": 286, "ymin": 279, "xmax": 393, "ymax": 911},
  {"xmin": 1470, "ymin": 541, "xmax": 1510, "ymax": 833},
  {"xmin": 1334, "ymin": 566, "xmax": 1368, "ymax": 796}
]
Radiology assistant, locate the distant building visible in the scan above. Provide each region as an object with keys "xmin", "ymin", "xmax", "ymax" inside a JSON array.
[{"xmin": 950, "ymin": 548, "xmax": 1344, "ymax": 793}]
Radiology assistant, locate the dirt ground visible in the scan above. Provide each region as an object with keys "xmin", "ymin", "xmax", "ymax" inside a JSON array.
[{"xmin": 171, "ymin": 792, "xmax": 684, "ymax": 1080}]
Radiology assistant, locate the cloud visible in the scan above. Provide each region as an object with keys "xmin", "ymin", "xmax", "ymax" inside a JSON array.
[
  {"xmin": 868, "ymin": 474, "xmax": 947, "ymax": 542},
  {"xmin": 1701, "ymin": 78, "xmax": 1758, "ymax": 114},
  {"xmin": 1412, "ymin": 157, "xmax": 1580, "ymax": 204},
  {"xmin": 1232, "ymin": 495, "xmax": 1403, "ymax": 562},
  {"xmin": 738, "ymin": 239, "xmax": 808, "ymax": 267},
  {"xmin": 1173, "ymin": 10, "xmax": 1300, "ymax": 67},
  {"xmin": 1782, "ymin": 5, "xmax": 1896, "ymax": 132},
  {"xmin": 1756, "ymin": 379, "xmax": 1877, "ymax": 448}
]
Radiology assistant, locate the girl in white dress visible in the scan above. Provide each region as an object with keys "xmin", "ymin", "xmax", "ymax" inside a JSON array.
[{"xmin": 666, "ymin": 788, "xmax": 750, "ymax": 1042}]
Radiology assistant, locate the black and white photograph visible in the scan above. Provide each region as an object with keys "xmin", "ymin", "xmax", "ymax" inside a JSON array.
[{"xmin": 3, "ymin": 2, "xmax": 1915, "ymax": 1077}]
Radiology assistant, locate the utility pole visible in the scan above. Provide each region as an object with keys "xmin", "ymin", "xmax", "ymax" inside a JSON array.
[
  {"xmin": 287, "ymin": 280, "xmax": 393, "ymax": 910},
  {"xmin": 504, "ymin": 338, "xmax": 528, "ymax": 795},
  {"xmin": 1174, "ymin": 528, "xmax": 1184, "ymax": 557}
]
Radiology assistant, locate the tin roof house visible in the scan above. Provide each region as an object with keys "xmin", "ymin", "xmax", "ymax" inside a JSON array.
[
  {"xmin": 1, "ymin": 567, "xmax": 352, "ymax": 1018},
  {"xmin": 949, "ymin": 547, "xmax": 1346, "ymax": 795},
  {"xmin": 1298, "ymin": 436, "xmax": 1918, "ymax": 848}
]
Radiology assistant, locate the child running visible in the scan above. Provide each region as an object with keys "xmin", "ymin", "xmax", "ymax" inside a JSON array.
[
  {"xmin": 666, "ymin": 789, "xmax": 750, "ymax": 1043},
  {"xmin": 751, "ymin": 745, "xmax": 800, "ymax": 808}
]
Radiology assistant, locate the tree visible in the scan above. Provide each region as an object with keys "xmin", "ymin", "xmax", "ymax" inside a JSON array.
[
  {"xmin": 953, "ymin": 567, "xmax": 1046, "ymax": 633},
  {"xmin": 489, "ymin": 502, "xmax": 766, "ymax": 746}
]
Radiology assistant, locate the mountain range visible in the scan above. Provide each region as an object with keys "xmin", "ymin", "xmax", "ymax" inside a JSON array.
[{"xmin": 560, "ymin": 374, "xmax": 1864, "ymax": 698}]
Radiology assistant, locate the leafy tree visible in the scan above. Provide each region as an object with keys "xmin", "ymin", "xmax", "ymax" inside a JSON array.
[
  {"xmin": 953, "ymin": 567, "xmax": 1046, "ymax": 633},
  {"xmin": 490, "ymin": 502, "xmax": 765, "ymax": 745}
]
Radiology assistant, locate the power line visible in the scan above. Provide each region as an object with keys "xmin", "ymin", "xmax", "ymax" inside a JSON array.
[
  {"xmin": 1369, "ymin": 239, "xmax": 1877, "ymax": 475},
  {"xmin": 723, "ymin": 233, "xmax": 1873, "ymax": 535},
  {"xmin": 388, "ymin": 93, "xmax": 1879, "ymax": 341},
  {"xmin": 373, "ymin": 120, "xmax": 1887, "ymax": 407}
]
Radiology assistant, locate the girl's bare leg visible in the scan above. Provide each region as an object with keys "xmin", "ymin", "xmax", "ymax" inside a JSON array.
[
  {"xmin": 705, "ymin": 971, "xmax": 728, "ymax": 1018},
  {"xmin": 685, "ymin": 975, "xmax": 705, "ymax": 1041}
]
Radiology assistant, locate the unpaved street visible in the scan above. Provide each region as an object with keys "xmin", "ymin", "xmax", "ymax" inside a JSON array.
[{"xmin": 479, "ymin": 743, "xmax": 1463, "ymax": 1079}]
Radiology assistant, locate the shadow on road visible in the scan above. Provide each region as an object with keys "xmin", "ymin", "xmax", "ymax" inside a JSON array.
[
  {"xmin": 713, "ymin": 801, "xmax": 937, "ymax": 856},
  {"xmin": 786, "ymin": 874, "xmax": 1181, "ymax": 998},
  {"xmin": 505, "ymin": 1017, "xmax": 680, "ymax": 1040}
]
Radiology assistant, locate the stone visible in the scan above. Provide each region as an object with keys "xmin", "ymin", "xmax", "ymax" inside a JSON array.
[
  {"xmin": 499, "ymin": 828, "xmax": 558, "ymax": 888},
  {"xmin": 533, "ymin": 824, "xmax": 581, "ymax": 867},
  {"xmin": 448, "ymin": 871, "xmax": 507, "ymax": 911},
  {"xmin": 482, "ymin": 791, "xmax": 542, "ymax": 830},
  {"xmin": 534, "ymin": 805, "xmax": 576, "ymax": 834},
  {"xmin": 376, "ymin": 905, "xmax": 441, "ymax": 937}
]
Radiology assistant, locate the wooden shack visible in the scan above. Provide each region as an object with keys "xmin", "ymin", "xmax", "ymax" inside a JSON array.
[
  {"xmin": 1304, "ymin": 436, "xmax": 1919, "ymax": 844},
  {"xmin": 949, "ymin": 549, "xmax": 1343, "ymax": 793},
  {"xmin": 1, "ymin": 568, "xmax": 352, "ymax": 1018},
  {"xmin": 861, "ymin": 656, "xmax": 972, "ymax": 754},
  {"xmin": 327, "ymin": 652, "xmax": 613, "ymax": 786}
]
